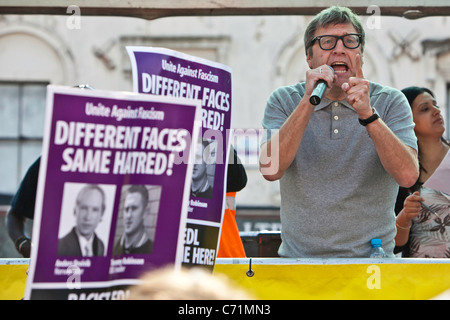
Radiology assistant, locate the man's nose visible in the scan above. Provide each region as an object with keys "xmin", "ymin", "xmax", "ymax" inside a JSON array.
[{"xmin": 332, "ymin": 38, "xmax": 346, "ymax": 53}]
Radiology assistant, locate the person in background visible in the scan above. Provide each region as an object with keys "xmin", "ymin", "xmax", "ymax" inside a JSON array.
[
  {"xmin": 217, "ymin": 147, "xmax": 247, "ymax": 258},
  {"xmin": 259, "ymin": 6, "xmax": 419, "ymax": 258},
  {"xmin": 6, "ymin": 157, "xmax": 40, "ymax": 257},
  {"xmin": 395, "ymin": 86, "xmax": 450, "ymax": 258},
  {"xmin": 6, "ymin": 85, "xmax": 94, "ymax": 258}
]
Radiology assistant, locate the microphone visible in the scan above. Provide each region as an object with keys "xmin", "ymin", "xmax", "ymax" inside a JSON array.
[
  {"xmin": 309, "ymin": 81, "xmax": 327, "ymax": 105},
  {"xmin": 309, "ymin": 66, "xmax": 335, "ymax": 105}
]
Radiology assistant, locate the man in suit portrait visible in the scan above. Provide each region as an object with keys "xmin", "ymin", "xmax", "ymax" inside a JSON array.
[{"xmin": 58, "ymin": 184, "xmax": 106, "ymax": 257}]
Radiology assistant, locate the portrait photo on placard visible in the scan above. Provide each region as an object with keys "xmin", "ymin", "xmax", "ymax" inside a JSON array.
[
  {"xmin": 113, "ymin": 184, "xmax": 161, "ymax": 256},
  {"xmin": 57, "ymin": 182, "xmax": 116, "ymax": 257}
]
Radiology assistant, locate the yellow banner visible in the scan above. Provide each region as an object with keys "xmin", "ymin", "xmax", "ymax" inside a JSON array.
[
  {"xmin": 214, "ymin": 258, "xmax": 450, "ymax": 300},
  {"xmin": 0, "ymin": 263, "xmax": 28, "ymax": 300},
  {"xmin": 2, "ymin": 258, "xmax": 450, "ymax": 300}
]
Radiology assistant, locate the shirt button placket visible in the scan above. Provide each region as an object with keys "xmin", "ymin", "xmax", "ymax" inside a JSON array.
[{"xmin": 331, "ymin": 102, "xmax": 341, "ymax": 139}]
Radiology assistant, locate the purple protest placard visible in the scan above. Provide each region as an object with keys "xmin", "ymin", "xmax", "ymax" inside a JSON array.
[
  {"xmin": 127, "ymin": 47, "xmax": 233, "ymax": 270},
  {"xmin": 24, "ymin": 86, "xmax": 201, "ymax": 299}
]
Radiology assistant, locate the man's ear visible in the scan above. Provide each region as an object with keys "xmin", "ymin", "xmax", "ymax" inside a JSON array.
[{"xmin": 306, "ymin": 53, "xmax": 312, "ymax": 69}]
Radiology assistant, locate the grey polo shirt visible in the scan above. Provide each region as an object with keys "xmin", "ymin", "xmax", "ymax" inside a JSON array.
[{"xmin": 261, "ymin": 81, "xmax": 417, "ymax": 258}]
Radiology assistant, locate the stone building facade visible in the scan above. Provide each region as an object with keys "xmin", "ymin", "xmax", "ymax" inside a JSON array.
[{"xmin": 0, "ymin": 11, "xmax": 449, "ymax": 255}]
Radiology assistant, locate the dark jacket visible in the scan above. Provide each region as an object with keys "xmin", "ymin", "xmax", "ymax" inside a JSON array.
[{"xmin": 58, "ymin": 227, "xmax": 105, "ymax": 257}]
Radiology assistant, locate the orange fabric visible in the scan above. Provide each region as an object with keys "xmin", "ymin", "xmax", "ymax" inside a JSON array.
[{"xmin": 217, "ymin": 192, "xmax": 246, "ymax": 258}]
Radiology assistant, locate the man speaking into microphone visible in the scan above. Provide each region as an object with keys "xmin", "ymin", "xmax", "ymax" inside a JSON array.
[{"xmin": 259, "ymin": 6, "xmax": 419, "ymax": 258}]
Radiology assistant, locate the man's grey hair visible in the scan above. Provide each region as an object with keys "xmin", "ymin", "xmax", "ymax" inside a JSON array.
[{"xmin": 304, "ymin": 6, "xmax": 366, "ymax": 56}]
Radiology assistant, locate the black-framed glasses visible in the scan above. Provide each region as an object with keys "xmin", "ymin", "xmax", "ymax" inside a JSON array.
[{"xmin": 311, "ymin": 33, "xmax": 362, "ymax": 50}]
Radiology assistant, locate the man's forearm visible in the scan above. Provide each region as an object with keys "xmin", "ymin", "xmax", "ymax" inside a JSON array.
[
  {"xmin": 6, "ymin": 209, "xmax": 31, "ymax": 257},
  {"xmin": 365, "ymin": 118, "xmax": 419, "ymax": 187},
  {"xmin": 260, "ymin": 98, "xmax": 314, "ymax": 181},
  {"xmin": 5, "ymin": 209, "xmax": 28, "ymax": 242}
]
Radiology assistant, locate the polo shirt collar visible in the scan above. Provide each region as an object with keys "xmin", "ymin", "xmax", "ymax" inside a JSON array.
[{"xmin": 313, "ymin": 97, "xmax": 356, "ymax": 113}]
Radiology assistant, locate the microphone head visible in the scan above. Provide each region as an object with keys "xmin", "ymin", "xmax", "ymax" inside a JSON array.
[
  {"xmin": 309, "ymin": 95, "xmax": 321, "ymax": 105},
  {"xmin": 328, "ymin": 65, "xmax": 335, "ymax": 75}
]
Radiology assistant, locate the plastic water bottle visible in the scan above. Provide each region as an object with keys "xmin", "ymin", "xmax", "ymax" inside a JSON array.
[{"xmin": 369, "ymin": 238, "xmax": 387, "ymax": 258}]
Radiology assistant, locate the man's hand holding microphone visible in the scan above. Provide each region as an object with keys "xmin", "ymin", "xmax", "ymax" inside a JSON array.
[{"xmin": 305, "ymin": 64, "xmax": 336, "ymax": 106}]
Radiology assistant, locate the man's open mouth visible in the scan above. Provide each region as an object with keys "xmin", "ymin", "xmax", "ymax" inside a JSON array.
[{"xmin": 331, "ymin": 62, "xmax": 349, "ymax": 74}]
